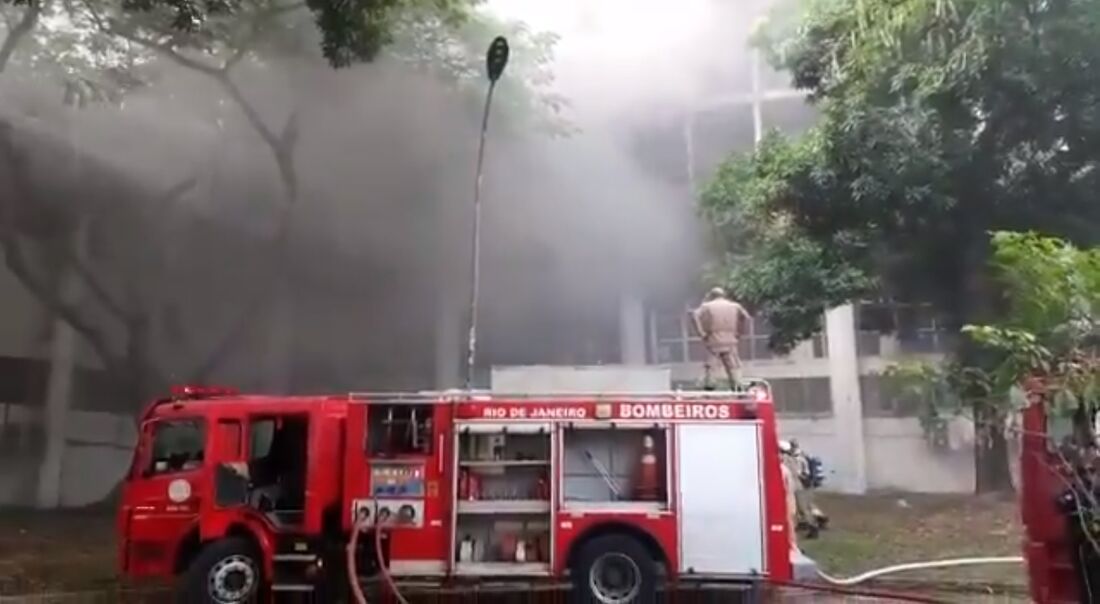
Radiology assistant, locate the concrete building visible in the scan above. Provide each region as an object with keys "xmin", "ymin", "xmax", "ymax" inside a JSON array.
[{"xmin": 584, "ymin": 0, "xmax": 981, "ymax": 495}]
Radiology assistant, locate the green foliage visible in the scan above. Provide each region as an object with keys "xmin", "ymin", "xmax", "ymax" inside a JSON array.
[
  {"xmin": 700, "ymin": 130, "xmax": 876, "ymax": 351},
  {"xmin": 962, "ymin": 231, "xmax": 1100, "ymax": 416},
  {"xmin": 881, "ymin": 362, "xmax": 954, "ymax": 446},
  {"xmin": 387, "ymin": 8, "xmax": 569, "ymax": 134},
  {"xmin": 92, "ymin": 0, "xmax": 566, "ymax": 130},
  {"xmin": 2, "ymin": 0, "xmax": 566, "ymax": 130},
  {"xmin": 0, "ymin": 1, "xmax": 152, "ymax": 103},
  {"xmin": 701, "ymin": 0, "xmax": 1100, "ymax": 352},
  {"xmin": 887, "ymin": 232, "xmax": 1100, "ymax": 432},
  {"xmin": 985, "ymin": 231, "xmax": 1100, "ymax": 337},
  {"xmin": 2, "ymin": 0, "xmax": 474, "ymax": 69}
]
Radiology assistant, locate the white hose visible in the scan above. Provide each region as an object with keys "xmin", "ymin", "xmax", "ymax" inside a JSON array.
[{"xmin": 815, "ymin": 556, "xmax": 1024, "ymax": 586}]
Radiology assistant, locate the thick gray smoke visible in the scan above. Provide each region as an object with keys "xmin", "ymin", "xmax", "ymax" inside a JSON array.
[{"xmin": 0, "ymin": 0, "xmax": 761, "ymax": 398}]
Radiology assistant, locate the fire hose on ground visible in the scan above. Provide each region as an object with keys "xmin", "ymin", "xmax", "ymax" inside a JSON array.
[
  {"xmin": 767, "ymin": 577, "xmax": 946, "ymax": 603},
  {"xmin": 777, "ymin": 554, "xmax": 1026, "ymax": 602},
  {"xmin": 814, "ymin": 555, "xmax": 1025, "ymax": 586}
]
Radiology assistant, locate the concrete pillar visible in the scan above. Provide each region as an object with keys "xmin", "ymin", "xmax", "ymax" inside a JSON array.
[
  {"xmin": 434, "ymin": 156, "xmax": 467, "ymax": 390},
  {"xmin": 36, "ymin": 227, "xmax": 85, "ymax": 509},
  {"xmin": 263, "ymin": 279, "xmax": 294, "ymax": 392},
  {"xmin": 824, "ymin": 303, "xmax": 867, "ymax": 494},
  {"xmin": 619, "ymin": 293, "xmax": 647, "ymax": 365},
  {"xmin": 435, "ymin": 288, "xmax": 462, "ymax": 389}
]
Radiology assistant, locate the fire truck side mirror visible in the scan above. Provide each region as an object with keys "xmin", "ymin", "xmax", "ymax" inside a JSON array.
[{"xmin": 136, "ymin": 420, "xmax": 155, "ymax": 477}]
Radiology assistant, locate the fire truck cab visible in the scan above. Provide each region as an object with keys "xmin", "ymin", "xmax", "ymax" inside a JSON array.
[{"xmin": 117, "ymin": 383, "xmax": 793, "ymax": 602}]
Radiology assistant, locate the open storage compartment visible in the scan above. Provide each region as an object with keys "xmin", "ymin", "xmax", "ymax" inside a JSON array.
[
  {"xmin": 454, "ymin": 423, "xmax": 552, "ymax": 575},
  {"xmin": 561, "ymin": 425, "xmax": 669, "ymax": 509},
  {"xmin": 452, "ymin": 514, "xmax": 551, "ymax": 574}
]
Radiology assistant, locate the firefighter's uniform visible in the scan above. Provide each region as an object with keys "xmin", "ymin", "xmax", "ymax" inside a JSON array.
[
  {"xmin": 780, "ymin": 458, "xmax": 799, "ymax": 546},
  {"xmin": 782, "ymin": 440, "xmax": 827, "ymax": 538},
  {"xmin": 691, "ymin": 288, "xmax": 750, "ymax": 390}
]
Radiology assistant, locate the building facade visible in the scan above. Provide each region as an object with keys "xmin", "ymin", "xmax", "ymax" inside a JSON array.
[{"xmin": 605, "ymin": 17, "xmax": 982, "ymax": 493}]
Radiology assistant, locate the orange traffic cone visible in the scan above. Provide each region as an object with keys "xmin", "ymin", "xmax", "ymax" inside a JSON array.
[{"xmin": 634, "ymin": 434, "xmax": 660, "ymax": 501}]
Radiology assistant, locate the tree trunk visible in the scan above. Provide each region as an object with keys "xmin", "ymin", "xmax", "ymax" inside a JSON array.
[
  {"xmin": 36, "ymin": 223, "xmax": 86, "ymax": 509},
  {"xmin": 973, "ymin": 401, "xmax": 1014, "ymax": 494},
  {"xmin": 955, "ymin": 238, "xmax": 1015, "ymax": 494}
]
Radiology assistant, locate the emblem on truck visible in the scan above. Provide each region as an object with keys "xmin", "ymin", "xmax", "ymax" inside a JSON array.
[{"xmin": 167, "ymin": 479, "xmax": 192, "ymax": 503}]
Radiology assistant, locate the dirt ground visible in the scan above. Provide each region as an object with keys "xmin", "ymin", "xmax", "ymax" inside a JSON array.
[{"xmin": 0, "ymin": 493, "xmax": 1027, "ymax": 600}]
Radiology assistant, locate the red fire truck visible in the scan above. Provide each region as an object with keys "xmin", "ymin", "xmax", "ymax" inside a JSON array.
[
  {"xmin": 1020, "ymin": 376, "xmax": 1096, "ymax": 604},
  {"xmin": 117, "ymin": 383, "xmax": 792, "ymax": 602}
]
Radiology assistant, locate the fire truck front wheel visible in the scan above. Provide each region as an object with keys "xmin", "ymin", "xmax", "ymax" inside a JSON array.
[
  {"xmin": 176, "ymin": 537, "xmax": 263, "ymax": 604},
  {"xmin": 571, "ymin": 534, "xmax": 657, "ymax": 604}
]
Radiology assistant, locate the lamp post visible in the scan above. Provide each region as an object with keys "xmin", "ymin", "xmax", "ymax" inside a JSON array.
[{"xmin": 464, "ymin": 36, "xmax": 510, "ymax": 390}]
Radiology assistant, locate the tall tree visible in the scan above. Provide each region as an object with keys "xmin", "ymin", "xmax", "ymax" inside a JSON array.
[
  {"xmin": 94, "ymin": 0, "xmax": 563, "ymax": 381},
  {"xmin": 0, "ymin": 0, "xmax": 564, "ymax": 403},
  {"xmin": 700, "ymin": 0, "xmax": 1100, "ymax": 492}
]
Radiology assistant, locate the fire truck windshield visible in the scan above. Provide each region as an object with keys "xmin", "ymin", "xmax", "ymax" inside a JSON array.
[{"xmin": 145, "ymin": 419, "xmax": 206, "ymax": 476}]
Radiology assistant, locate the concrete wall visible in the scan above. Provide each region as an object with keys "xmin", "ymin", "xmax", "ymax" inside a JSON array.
[
  {"xmin": 491, "ymin": 365, "xmax": 672, "ymax": 394},
  {"xmin": 645, "ymin": 301, "xmax": 986, "ymax": 495},
  {"xmin": 778, "ymin": 416, "xmax": 976, "ymax": 493},
  {"xmin": 0, "ymin": 404, "xmax": 135, "ymax": 507}
]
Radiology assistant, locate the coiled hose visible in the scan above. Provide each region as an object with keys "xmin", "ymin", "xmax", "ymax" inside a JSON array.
[{"xmin": 346, "ymin": 510, "xmax": 409, "ymax": 604}]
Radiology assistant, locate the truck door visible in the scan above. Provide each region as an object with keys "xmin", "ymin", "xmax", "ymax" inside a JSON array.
[
  {"xmin": 120, "ymin": 417, "xmax": 207, "ymax": 577},
  {"xmin": 245, "ymin": 414, "xmax": 310, "ymax": 527},
  {"xmin": 210, "ymin": 418, "xmax": 249, "ymax": 509},
  {"xmin": 677, "ymin": 422, "xmax": 766, "ymax": 575}
]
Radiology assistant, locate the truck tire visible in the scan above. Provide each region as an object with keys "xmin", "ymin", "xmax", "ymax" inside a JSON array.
[
  {"xmin": 570, "ymin": 534, "xmax": 657, "ymax": 604},
  {"xmin": 176, "ymin": 537, "xmax": 263, "ymax": 604}
]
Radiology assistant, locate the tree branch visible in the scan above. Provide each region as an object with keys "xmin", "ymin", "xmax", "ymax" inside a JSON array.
[
  {"xmin": 107, "ymin": 24, "xmax": 221, "ymax": 77},
  {"xmin": 222, "ymin": 1, "xmax": 305, "ymax": 71},
  {"xmin": 68, "ymin": 246, "xmax": 129, "ymax": 319},
  {"xmin": 0, "ymin": 0, "xmax": 41, "ymax": 74},
  {"xmin": 0, "ymin": 122, "xmax": 120, "ymax": 372}
]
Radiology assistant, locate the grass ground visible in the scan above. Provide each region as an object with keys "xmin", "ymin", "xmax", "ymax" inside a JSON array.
[
  {"xmin": 801, "ymin": 492, "xmax": 1026, "ymax": 595},
  {"xmin": 0, "ymin": 507, "xmax": 120, "ymax": 596},
  {"xmin": 0, "ymin": 492, "xmax": 1027, "ymax": 599}
]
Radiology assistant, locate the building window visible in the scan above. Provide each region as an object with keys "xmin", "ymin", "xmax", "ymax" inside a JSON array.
[
  {"xmin": 856, "ymin": 303, "xmax": 888, "ymax": 356},
  {"xmin": 648, "ymin": 305, "xmax": 779, "ymax": 364},
  {"xmin": 760, "ymin": 97, "xmax": 818, "ymax": 137},
  {"xmin": 859, "ymin": 374, "xmax": 925, "ymax": 417},
  {"xmin": 772, "ymin": 377, "xmax": 832, "ymax": 415},
  {"xmin": 689, "ymin": 107, "xmax": 755, "ymax": 183},
  {"xmin": 857, "ymin": 302, "xmax": 954, "ymax": 355},
  {"xmin": 810, "ymin": 316, "xmax": 828, "ymax": 358},
  {"xmin": 628, "ymin": 115, "xmax": 691, "ymax": 188},
  {"xmin": 896, "ymin": 305, "xmax": 955, "ymax": 354},
  {"xmin": 0, "ymin": 356, "xmax": 49, "ymax": 406}
]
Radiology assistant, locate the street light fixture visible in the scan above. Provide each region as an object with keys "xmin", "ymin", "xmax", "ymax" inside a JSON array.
[{"xmin": 464, "ymin": 36, "xmax": 510, "ymax": 390}]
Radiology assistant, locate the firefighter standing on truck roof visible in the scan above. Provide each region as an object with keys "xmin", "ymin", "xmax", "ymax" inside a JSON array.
[{"xmin": 690, "ymin": 287, "xmax": 751, "ymax": 391}]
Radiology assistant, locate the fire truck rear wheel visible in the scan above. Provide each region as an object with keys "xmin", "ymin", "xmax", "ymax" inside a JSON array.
[
  {"xmin": 571, "ymin": 534, "xmax": 657, "ymax": 604},
  {"xmin": 177, "ymin": 537, "xmax": 263, "ymax": 604}
]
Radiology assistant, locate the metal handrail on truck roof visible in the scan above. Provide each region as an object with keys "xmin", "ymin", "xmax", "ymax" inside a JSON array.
[{"xmin": 346, "ymin": 380, "xmax": 772, "ymax": 403}]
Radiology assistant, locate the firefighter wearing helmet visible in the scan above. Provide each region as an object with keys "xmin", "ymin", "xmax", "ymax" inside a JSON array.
[
  {"xmin": 780, "ymin": 439, "xmax": 829, "ymax": 539},
  {"xmin": 689, "ymin": 287, "xmax": 752, "ymax": 390}
]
